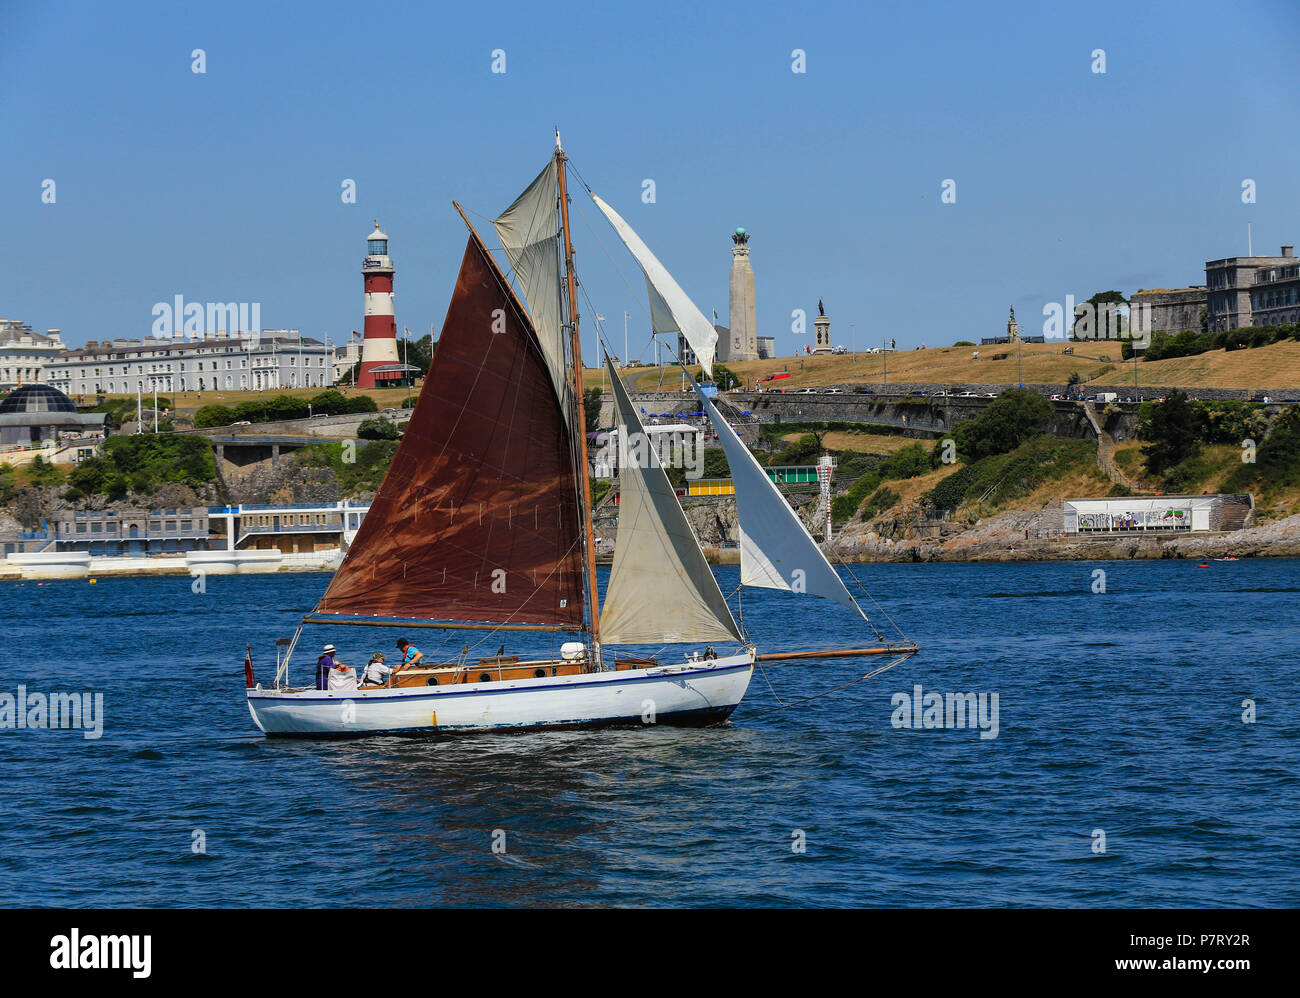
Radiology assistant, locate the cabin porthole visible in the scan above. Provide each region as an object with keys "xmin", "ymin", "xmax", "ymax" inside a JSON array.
[
  {"xmin": 425, "ymin": 676, "xmax": 439, "ymax": 686},
  {"xmin": 534, "ymin": 668, "xmax": 546, "ymax": 678},
  {"xmin": 478, "ymin": 672, "xmax": 492, "ymax": 684}
]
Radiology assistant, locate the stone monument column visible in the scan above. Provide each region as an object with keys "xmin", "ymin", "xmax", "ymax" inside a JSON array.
[
  {"xmin": 728, "ymin": 228, "xmax": 758, "ymax": 362},
  {"xmin": 813, "ymin": 298, "xmax": 831, "ymax": 353}
]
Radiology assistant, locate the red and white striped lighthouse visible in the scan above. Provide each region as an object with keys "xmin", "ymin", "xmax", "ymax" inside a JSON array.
[{"xmin": 357, "ymin": 220, "xmax": 399, "ymax": 389}]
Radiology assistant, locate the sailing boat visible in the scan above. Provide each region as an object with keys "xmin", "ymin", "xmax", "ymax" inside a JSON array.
[{"xmin": 244, "ymin": 135, "xmax": 913, "ymax": 738}]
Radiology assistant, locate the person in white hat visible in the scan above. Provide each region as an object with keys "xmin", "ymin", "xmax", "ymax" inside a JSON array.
[{"xmin": 316, "ymin": 644, "xmax": 340, "ymax": 690}]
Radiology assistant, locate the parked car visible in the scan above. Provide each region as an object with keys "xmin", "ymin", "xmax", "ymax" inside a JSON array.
[
  {"xmin": 981, "ymin": 392, "xmax": 997, "ymax": 398},
  {"xmin": 232, "ymin": 420, "xmax": 251, "ymax": 426},
  {"xmin": 956, "ymin": 391, "xmax": 977, "ymax": 397}
]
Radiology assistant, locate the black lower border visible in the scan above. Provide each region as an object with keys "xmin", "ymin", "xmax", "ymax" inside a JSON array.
[{"xmin": 3, "ymin": 908, "xmax": 1275, "ymax": 984}]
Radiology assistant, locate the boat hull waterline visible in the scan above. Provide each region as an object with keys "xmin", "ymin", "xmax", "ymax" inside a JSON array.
[{"xmin": 247, "ymin": 652, "xmax": 755, "ymax": 737}]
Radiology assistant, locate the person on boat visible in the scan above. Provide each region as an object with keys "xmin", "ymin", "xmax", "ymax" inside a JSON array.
[
  {"xmin": 395, "ymin": 638, "xmax": 424, "ymax": 672},
  {"xmin": 328, "ymin": 661, "xmax": 359, "ymax": 691},
  {"xmin": 316, "ymin": 644, "xmax": 340, "ymax": 690},
  {"xmin": 362, "ymin": 652, "xmax": 393, "ymax": 687}
]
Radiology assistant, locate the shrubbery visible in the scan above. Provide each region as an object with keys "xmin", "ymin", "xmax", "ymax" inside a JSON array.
[
  {"xmin": 356, "ymin": 417, "xmax": 400, "ymax": 440},
  {"xmin": 194, "ymin": 391, "xmax": 378, "ymax": 428},
  {"xmin": 924, "ymin": 436, "xmax": 1096, "ymax": 514},
  {"xmin": 65, "ymin": 434, "xmax": 216, "ymax": 500},
  {"xmin": 1222, "ymin": 405, "xmax": 1300, "ymax": 495},
  {"xmin": 948, "ymin": 388, "xmax": 1053, "ymax": 462},
  {"xmin": 296, "ymin": 440, "xmax": 398, "ymax": 496},
  {"xmin": 1125, "ymin": 322, "xmax": 1300, "ymax": 362},
  {"xmin": 831, "ymin": 443, "xmax": 929, "ymax": 522}
]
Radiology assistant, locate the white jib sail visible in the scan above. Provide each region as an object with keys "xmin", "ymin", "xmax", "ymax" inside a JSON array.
[
  {"xmin": 600, "ymin": 358, "xmax": 743, "ymax": 645},
  {"xmin": 590, "ymin": 192, "xmax": 718, "ymax": 377},
  {"xmin": 693, "ymin": 381, "xmax": 861, "ymax": 613},
  {"xmin": 493, "ymin": 159, "xmax": 573, "ymax": 421}
]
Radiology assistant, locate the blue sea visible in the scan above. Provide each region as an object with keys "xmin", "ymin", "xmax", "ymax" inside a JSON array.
[{"xmin": 1, "ymin": 558, "xmax": 1296, "ymax": 907}]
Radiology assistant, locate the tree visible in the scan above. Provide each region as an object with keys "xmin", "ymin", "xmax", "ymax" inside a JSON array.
[
  {"xmin": 309, "ymin": 390, "xmax": 376, "ymax": 416},
  {"xmin": 1072, "ymin": 290, "xmax": 1127, "ymax": 341},
  {"xmin": 1141, "ymin": 390, "xmax": 1203, "ymax": 476},
  {"xmin": 404, "ymin": 334, "xmax": 436, "ymax": 377},
  {"xmin": 713, "ymin": 364, "xmax": 741, "ymax": 391},
  {"xmin": 583, "ymin": 387, "xmax": 603, "ymax": 429},
  {"xmin": 26, "ymin": 456, "xmax": 62, "ymax": 487},
  {"xmin": 356, "ymin": 417, "xmax": 400, "ymax": 440},
  {"xmin": 952, "ymin": 388, "xmax": 1053, "ymax": 461}
]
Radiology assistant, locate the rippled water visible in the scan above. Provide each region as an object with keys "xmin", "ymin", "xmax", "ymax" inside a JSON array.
[{"xmin": 1, "ymin": 558, "xmax": 1296, "ymax": 907}]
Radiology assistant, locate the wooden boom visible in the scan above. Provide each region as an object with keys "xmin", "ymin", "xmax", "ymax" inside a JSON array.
[{"xmin": 755, "ymin": 644, "xmax": 919, "ymax": 662}]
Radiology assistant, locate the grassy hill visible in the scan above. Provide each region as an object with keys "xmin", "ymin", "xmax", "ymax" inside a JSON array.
[{"xmin": 589, "ymin": 338, "xmax": 1300, "ymax": 393}]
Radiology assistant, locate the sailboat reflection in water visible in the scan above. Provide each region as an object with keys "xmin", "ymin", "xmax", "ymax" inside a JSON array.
[{"xmin": 244, "ymin": 133, "xmax": 915, "ymax": 737}]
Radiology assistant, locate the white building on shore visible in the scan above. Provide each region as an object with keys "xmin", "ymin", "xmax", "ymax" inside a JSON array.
[
  {"xmin": 45, "ymin": 331, "xmax": 335, "ymax": 398},
  {"xmin": 0, "ymin": 320, "xmax": 67, "ymax": 390}
]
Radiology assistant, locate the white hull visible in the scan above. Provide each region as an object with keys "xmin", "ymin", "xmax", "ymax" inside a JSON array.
[{"xmin": 247, "ymin": 652, "xmax": 754, "ymax": 737}]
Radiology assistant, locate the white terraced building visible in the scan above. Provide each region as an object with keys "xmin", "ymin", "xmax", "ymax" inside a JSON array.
[
  {"xmin": 45, "ymin": 331, "xmax": 335, "ymax": 397},
  {"xmin": 0, "ymin": 320, "xmax": 67, "ymax": 391}
]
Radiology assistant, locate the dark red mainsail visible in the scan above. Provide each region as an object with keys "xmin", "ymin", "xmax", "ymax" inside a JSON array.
[{"xmin": 315, "ymin": 233, "xmax": 585, "ymax": 628}]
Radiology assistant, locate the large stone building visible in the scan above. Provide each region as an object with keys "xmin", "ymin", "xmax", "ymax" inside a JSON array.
[
  {"xmin": 1247, "ymin": 251, "xmax": 1300, "ymax": 327},
  {"xmin": 0, "ymin": 320, "xmax": 66, "ymax": 390},
  {"xmin": 45, "ymin": 331, "xmax": 334, "ymax": 398},
  {"xmin": 1129, "ymin": 287, "xmax": 1207, "ymax": 335},
  {"xmin": 721, "ymin": 228, "xmax": 759, "ymax": 362},
  {"xmin": 1206, "ymin": 245, "xmax": 1295, "ymax": 332}
]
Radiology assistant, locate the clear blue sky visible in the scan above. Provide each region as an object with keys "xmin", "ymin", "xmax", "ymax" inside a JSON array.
[{"xmin": 2, "ymin": 0, "xmax": 1298, "ymax": 360}]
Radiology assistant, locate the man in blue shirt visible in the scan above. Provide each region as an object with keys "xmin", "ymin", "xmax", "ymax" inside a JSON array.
[{"xmin": 395, "ymin": 638, "xmax": 423, "ymax": 674}]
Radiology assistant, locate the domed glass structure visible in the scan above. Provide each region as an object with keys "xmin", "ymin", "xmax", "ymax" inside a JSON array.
[
  {"xmin": 0, "ymin": 383, "xmax": 103, "ymax": 448},
  {"xmin": 0, "ymin": 384, "xmax": 77, "ymax": 415}
]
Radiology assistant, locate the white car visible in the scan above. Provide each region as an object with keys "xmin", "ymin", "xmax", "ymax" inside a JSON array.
[{"xmin": 956, "ymin": 391, "xmax": 977, "ymax": 398}]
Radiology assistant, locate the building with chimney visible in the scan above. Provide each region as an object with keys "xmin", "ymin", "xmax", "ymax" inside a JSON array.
[
  {"xmin": 45, "ymin": 331, "xmax": 333, "ymax": 398},
  {"xmin": 1206, "ymin": 244, "xmax": 1296, "ymax": 331},
  {"xmin": 0, "ymin": 320, "xmax": 66, "ymax": 390}
]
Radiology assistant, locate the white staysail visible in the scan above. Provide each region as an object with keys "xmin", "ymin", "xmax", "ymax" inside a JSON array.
[
  {"xmin": 590, "ymin": 193, "xmax": 718, "ymax": 376},
  {"xmin": 600, "ymin": 358, "xmax": 743, "ymax": 645},
  {"xmin": 493, "ymin": 160, "xmax": 572, "ymax": 420},
  {"xmin": 693, "ymin": 381, "xmax": 861, "ymax": 614},
  {"xmin": 645, "ymin": 274, "xmax": 677, "ymax": 336}
]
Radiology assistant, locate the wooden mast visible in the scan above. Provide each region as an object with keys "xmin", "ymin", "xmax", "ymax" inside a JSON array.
[{"xmin": 556, "ymin": 133, "xmax": 602, "ymax": 651}]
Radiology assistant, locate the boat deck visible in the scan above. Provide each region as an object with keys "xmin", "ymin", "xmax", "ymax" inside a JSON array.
[{"xmin": 366, "ymin": 655, "xmax": 657, "ymax": 690}]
